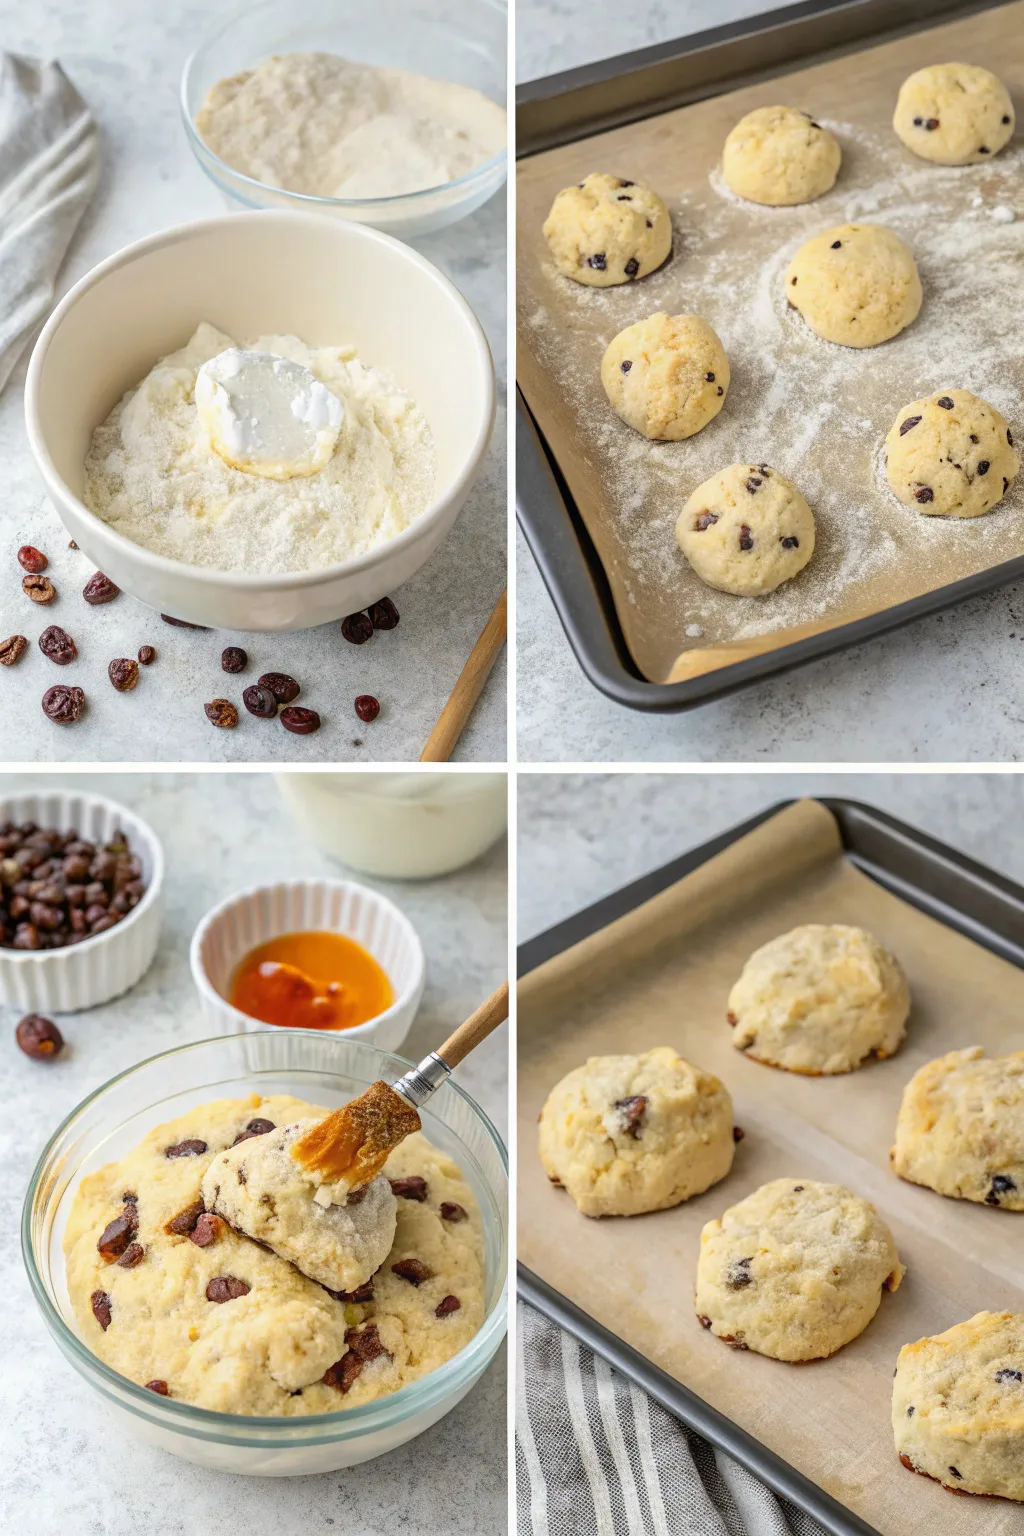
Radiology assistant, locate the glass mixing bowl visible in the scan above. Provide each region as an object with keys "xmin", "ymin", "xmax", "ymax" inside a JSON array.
[
  {"xmin": 22, "ymin": 1033, "xmax": 507, "ymax": 1474},
  {"xmin": 181, "ymin": 0, "xmax": 508, "ymax": 238}
]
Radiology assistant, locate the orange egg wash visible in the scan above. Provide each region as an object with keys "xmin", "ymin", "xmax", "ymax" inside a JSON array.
[{"xmin": 229, "ymin": 931, "xmax": 393, "ymax": 1032}]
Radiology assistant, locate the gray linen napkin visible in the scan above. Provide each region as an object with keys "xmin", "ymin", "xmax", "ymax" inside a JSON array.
[
  {"xmin": 0, "ymin": 52, "xmax": 99, "ymax": 395},
  {"xmin": 517, "ymin": 1303, "xmax": 828, "ymax": 1536}
]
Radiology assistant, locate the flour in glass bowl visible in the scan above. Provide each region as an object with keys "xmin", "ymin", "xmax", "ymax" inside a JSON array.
[{"xmin": 84, "ymin": 323, "xmax": 436, "ymax": 574}]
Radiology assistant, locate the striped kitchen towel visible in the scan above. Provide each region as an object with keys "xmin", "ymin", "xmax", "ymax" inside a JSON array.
[{"xmin": 516, "ymin": 1303, "xmax": 827, "ymax": 1536}]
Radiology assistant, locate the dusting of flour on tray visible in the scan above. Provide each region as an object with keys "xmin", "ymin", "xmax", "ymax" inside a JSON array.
[
  {"xmin": 521, "ymin": 115, "xmax": 1024, "ymax": 678},
  {"xmin": 196, "ymin": 53, "xmax": 506, "ymax": 200},
  {"xmin": 84, "ymin": 323, "xmax": 435, "ymax": 574}
]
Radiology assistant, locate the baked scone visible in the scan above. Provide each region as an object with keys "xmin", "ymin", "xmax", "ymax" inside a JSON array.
[
  {"xmin": 893, "ymin": 63, "xmax": 1015, "ymax": 166},
  {"xmin": 893, "ymin": 1311, "xmax": 1024, "ymax": 1501},
  {"xmin": 728, "ymin": 923, "xmax": 910, "ymax": 1075},
  {"xmin": 785, "ymin": 223, "xmax": 922, "ymax": 348},
  {"xmin": 722, "ymin": 106, "xmax": 841, "ymax": 205},
  {"xmin": 601, "ymin": 313, "xmax": 729, "ymax": 441},
  {"xmin": 695, "ymin": 1177, "xmax": 904, "ymax": 1360},
  {"xmin": 538, "ymin": 1047, "xmax": 735, "ymax": 1217},
  {"xmin": 542, "ymin": 172, "xmax": 672, "ymax": 287},
  {"xmin": 676, "ymin": 463, "xmax": 815, "ymax": 595},
  {"xmin": 891, "ymin": 1047, "xmax": 1024, "ymax": 1210},
  {"xmin": 884, "ymin": 390, "xmax": 1019, "ymax": 518}
]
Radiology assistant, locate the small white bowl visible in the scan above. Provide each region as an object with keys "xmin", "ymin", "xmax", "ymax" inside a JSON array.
[
  {"xmin": 24, "ymin": 211, "xmax": 495, "ymax": 631},
  {"xmin": 190, "ymin": 877, "xmax": 425, "ymax": 1050},
  {"xmin": 0, "ymin": 790, "xmax": 164, "ymax": 1014}
]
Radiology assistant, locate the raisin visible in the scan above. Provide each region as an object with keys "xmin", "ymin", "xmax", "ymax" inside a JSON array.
[
  {"xmin": 977, "ymin": 460, "xmax": 990, "ymax": 475},
  {"xmin": 435, "ymin": 1295, "xmax": 461, "ymax": 1318},
  {"xmin": 907, "ymin": 1406, "xmax": 914, "ymax": 1416},
  {"xmin": 137, "ymin": 645, "xmax": 156, "ymax": 665},
  {"xmin": 15, "ymin": 1013, "xmax": 64, "ymax": 1059},
  {"xmin": 587, "ymin": 253, "xmax": 607, "ymax": 270},
  {"xmin": 164, "ymin": 1139, "xmax": 208, "ymax": 1158},
  {"xmin": 913, "ymin": 117, "xmax": 923, "ymax": 126},
  {"xmin": 391, "ymin": 1258, "xmax": 431, "ymax": 1286},
  {"xmin": 165, "ymin": 1200, "xmax": 205, "ymax": 1235},
  {"xmin": 925, "ymin": 118, "xmax": 939, "ymax": 130},
  {"xmin": 694, "ymin": 512, "xmax": 719, "ymax": 531},
  {"xmin": 206, "ymin": 1276, "xmax": 250, "ymax": 1302},
  {"xmin": 243, "ymin": 684, "xmax": 278, "ymax": 718},
  {"xmin": 323, "ymin": 1353, "xmax": 363, "ymax": 1393},
  {"xmin": 995, "ymin": 1368, "xmax": 1023, "ymax": 1382},
  {"xmin": 614, "ymin": 1095, "xmax": 646, "ymax": 1138},
  {"xmin": 205, "ymin": 699, "xmax": 238, "ymax": 728},
  {"xmin": 346, "ymin": 1323, "xmax": 389, "ymax": 1363},
  {"xmin": 42, "ymin": 684, "xmax": 85, "ymax": 724},
  {"xmin": 280, "ymin": 706, "xmax": 320, "ymax": 735},
  {"xmin": 145, "ymin": 1380, "xmax": 169, "ymax": 1395},
  {"xmin": 948, "ymin": 1467, "xmax": 962, "ymax": 1480},
  {"xmin": 780, "ymin": 536, "xmax": 800, "ymax": 549},
  {"xmin": 705, "ymin": 372, "xmax": 715, "ymax": 382},
  {"xmin": 354, "ymin": 695, "xmax": 379, "ymax": 723},
  {"xmin": 620, "ymin": 360, "xmax": 632, "ymax": 374},
  {"xmin": 0, "ymin": 635, "xmax": 27, "ymax": 666},
  {"xmin": 738, "ymin": 525, "xmax": 754, "ymax": 550},
  {"xmin": 1009, "ymin": 431, "xmax": 1015, "ymax": 447},
  {"xmin": 341, "ymin": 612, "xmax": 374, "ymax": 644},
  {"xmin": 91, "ymin": 1290, "xmax": 112, "ymax": 1330},
  {"xmin": 899, "ymin": 416, "xmax": 922, "ymax": 436},
  {"xmin": 619, "ymin": 179, "xmax": 634, "ymax": 187},
  {"xmin": 189, "ymin": 1214, "xmax": 224, "ymax": 1247},
  {"xmin": 369, "ymin": 597, "xmax": 400, "ymax": 630},
  {"xmin": 17, "ymin": 546, "xmax": 47, "ymax": 573},
  {"xmin": 390, "ymin": 1176, "xmax": 428, "ymax": 1201},
  {"xmin": 830, "ymin": 240, "xmax": 842, "ymax": 249},
  {"xmin": 913, "ymin": 485, "xmax": 934, "ymax": 503},
  {"xmin": 727, "ymin": 1257, "xmax": 753, "ymax": 1289},
  {"xmin": 83, "ymin": 572, "xmax": 119, "ymax": 605},
  {"xmin": 117, "ymin": 1242, "xmax": 145, "ymax": 1269},
  {"xmin": 793, "ymin": 1185, "xmax": 804, "ymax": 1191},
  {"xmin": 221, "ymin": 646, "xmax": 247, "ymax": 673},
  {"xmin": 1003, "ymin": 115, "xmax": 1012, "ymax": 124},
  {"xmin": 745, "ymin": 476, "xmax": 762, "ymax": 493},
  {"xmin": 23, "ymin": 574, "xmax": 56, "ymax": 603},
  {"xmin": 732, "ymin": 1126, "xmax": 745, "ymax": 1142},
  {"xmin": 108, "ymin": 658, "xmax": 139, "ymax": 692},
  {"xmin": 440, "ymin": 1201, "xmax": 467, "ymax": 1223},
  {"xmin": 231, "ymin": 1117, "xmax": 275, "ymax": 1144},
  {"xmin": 986, "ymin": 1173, "xmax": 1017, "ymax": 1205},
  {"xmin": 698, "ymin": 1315, "xmax": 713, "ymax": 1329},
  {"xmin": 335, "ymin": 1280, "xmax": 374, "ymax": 1304},
  {"xmin": 258, "ymin": 671, "xmax": 300, "ymax": 704},
  {"xmin": 936, "ymin": 396, "xmax": 954, "ymax": 410},
  {"xmin": 39, "ymin": 626, "xmax": 77, "ymax": 665},
  {"xmin": 979, "ymin": 145, "xmax": 990, "ymax": 154},
  {"xmin": 717, "ymin": 386, "xmax": 724, "ymax": 396},
  {"xmin": 624, "ymin": 257, "xmax": 639, "ymax": 277}
]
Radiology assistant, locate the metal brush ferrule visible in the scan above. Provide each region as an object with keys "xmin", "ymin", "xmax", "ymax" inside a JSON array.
[{"xmin": 392, "ymin": 1052, "xmax": 452, "ymax": 1109}]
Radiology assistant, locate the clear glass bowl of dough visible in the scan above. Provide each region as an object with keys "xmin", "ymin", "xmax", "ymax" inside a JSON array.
[
  {"xmin": 180, "ymin": 0, "xmax": 507, "ymax": 239},
  {"xmin": 22, "ymin": 1032, "xmax": 507, "ymax": 1475}
]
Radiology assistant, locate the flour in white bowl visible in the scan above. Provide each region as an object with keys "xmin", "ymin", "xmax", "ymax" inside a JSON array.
[
  {"xmin": 84, "ymin": 323, "xmax": 436, "ymax": 574},
  {"xmin": 195, "ymin": 52, "xmax": 506, "ymax": 200}
]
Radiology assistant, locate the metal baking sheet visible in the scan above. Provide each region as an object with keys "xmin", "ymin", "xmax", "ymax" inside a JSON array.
[
  {"xmin": 516, "ymin": 0, "xmax": 1024, "ymax": 710},
  {"xmin": 517, "ymin": 798, "xmax": 1024, "ymax": 1536}
]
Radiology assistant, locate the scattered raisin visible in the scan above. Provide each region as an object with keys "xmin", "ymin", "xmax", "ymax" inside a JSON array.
[
  {"xmin": 341, "ymin": 612, "xmax": 374, "ymax": 645},
  {"xmin": 694, "ymin": 512, "xmax": 719, "ymax": 531},
  {"xmin": 624, "ymin": 257, "xmax": 639, "ymax": 278},
  {"xmin": 899, "ymin": 416, "xmax": 922, "ymax": 436},
  {"xmin": 42, "ymin": 684, "xmax": 85, "ymax": 724},
  {"xmin": 243, "ymin": 684, "xmax": 278, "ymax": 718},
  {"xmin": 206, "ymin": 1276, "xmax": 250, "ymax": 1303},
  {"xmin": 145, "ymin": 1380, "xmax": 169, "ymax": 1395},
  {"xmin": 738, "ymin": 525, "xmax": 754, "ymax": 550},
  {"xmin": 435, "ymin": 1295, "xmax": 461, "ymax": 1318},
  {"xmin": 97, "ymin": 1211, "xmax": 137, "ymax": 1260},
  {"xmin": 17, "ymin": 546, "xmax": 47, "ymax": 573},
  {"xmin": 205, "ymin": 699, "xmax": 238, "ymax": 729},
  {"xmin": 83, "ymin": 572, "xmax": 119, "ymax": 605},
  {"xmin": 913, "ymin": 485, "xmax": 934, "ymax": 503},
  {"xmin": 614, "ymin": 1095, "xmax": 646, "ymax": 1138},
  {"xmin": 936, "ymin": 396, "xmax": 954, "ymax": 410},
  {"xmin": 354, "ymin": 695, "xmax": 379, "ymax": 723},
  {"xmin": 733, "ymin": 1126, "xmax": 745, "ymax": 1142},
  {"xmin": 164, "ymin": 1139, "xmax": 208, "ymax": 1158},
  {"xmin": 189, "ymin": 1214, "xmax": 224, "ymax": 1247},
  {"xmin": 108, "ymin": 658, "xmax": 139, "ymax": 692},
  {"xmin": 620, "ymin": 360, "xmax": 632, "ymax": 374},
  {"xmin": 16, "ymin": 1013, "xmax": 64, "ymax": 1059},
  {"xmin": 23, "ymin": 574, "xmax": 56, "ymax": 603},
  {"xmin": 391, "ymin": 1258, "xmax": 431, "ymax": 1286},
  {"xmin": 0, "ymin": 635, "xmax": 27, "ymax": 666},
  {"xmin": 389, "ymin": 1176, "xmax": 428, "ymax": 1201},
  {"xmin": 221, "ymin": 646, "xmax": 247, "ymax": 673},
  {"xmin": 280, "ymin": 706, "xmax": 320, "ymax": 735},
  {"xmin": 165, "ymin": 1200, "xmax": 205, "ymax": 1235},
  {"xmin": 440, "ymin": 1201, "xmax": 467, "ymax": 1223},
  {"xmin": 39, "ymin": 626, "xmax": 77, "ymax": 665},
  {"xmin": 232, "ymin": 1117, "xmax": 275, "ymax": 1144},
  {"xmin": 137, "ymin": 645, "xmax": 156, "ymax": 665},
  {"xmin": 117, "ymin": 1242, "xmax": 145, "ymax": 1269},
  {"xmin": 258, "ymin": 672, "xmax": 300, "ymax": 704},
  {"xmin": 369, "ymin": 597, "xmax": 400, "ymax": 630},
  {"xmin": 91, "ymin": 1290, "xmax": 112, "ymax": 1330},
  {"xmin": 698, "ymin": 1315, "xmax": 713, "ymax": 1329}
]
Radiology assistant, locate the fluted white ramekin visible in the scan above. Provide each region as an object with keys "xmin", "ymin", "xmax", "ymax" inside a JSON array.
[
  {"xmin": 190, "ymin": 878, "xmax": 425, "ymax": 1051},
  {"xmin": 0, "ymin": 790, "xmax": 164, "ymax": 1013}
]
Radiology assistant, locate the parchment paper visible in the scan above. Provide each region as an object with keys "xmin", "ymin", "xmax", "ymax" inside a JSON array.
[
  {"xmin": 517, "ymin": 800, "xmax": 1024, "ymax": 1536},
  {"xmin": 516, "ymin": 6, "xmax": 1024, "ymax": 683}
]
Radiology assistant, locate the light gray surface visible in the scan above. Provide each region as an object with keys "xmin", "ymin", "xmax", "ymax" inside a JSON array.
[
  {"xmin": 0, "ymin": 771, "xmax": 508, "ymax": 1535},
  {"xmin": 517, "ymin": 771, "xmax": 1024, "ymax": 936},
  {"xmin": 514, "ymin": 0, "xmax": 1024, "ymax": 764},
  {"xmin": 0, "ymin": 0, "xmax": 506, "ymax": 763}
]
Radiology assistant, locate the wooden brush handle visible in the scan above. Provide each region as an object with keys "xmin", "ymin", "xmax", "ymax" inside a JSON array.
[
  {"xmin": 436, "ymin": 981, "xmax": 509, "ymax": 1068},
  {"xmin": 420, "ymin": 590, "xmax": 507, "ymax": 762}
]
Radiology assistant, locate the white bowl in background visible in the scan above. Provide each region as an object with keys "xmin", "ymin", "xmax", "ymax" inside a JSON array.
[
  {"xmin": 24, "ymin": 211, "xmax": 495, "ymax": 631},
  {"xmin": 190, "ymin": 877, "xmax": 425, "ymax": 1050},
  {"xmin": 0, "ymin": 790, "xmax": 164, "ymax": 1014},
  {"xmin": 181, "ymin": 0, "xmax": 507, "ymax": 239}
]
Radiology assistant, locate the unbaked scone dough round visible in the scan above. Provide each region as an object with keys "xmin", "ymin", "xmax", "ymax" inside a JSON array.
[
  {"xmin": 676, "ymin": 463, "xmax": 814, "ymax": 595},
  {"xmin": 785, "ymin": 223, "xmax": 922, "ymax": 347},
  {"xmin": 543, "ymin": 172, "xmax": 672, "ymax": 287},
  {"xmin": 893, "ymin": 1311, "xmax": 1024, "ymax": 1501},
  {"xmin": 893, "ymin": 63, "xmax": 1015, "ymax": 165},
  {"xmin": 538, "ymin": 1047, "xmax": 735, "ymax": 1218},
  {"xmin": 727, "ymin": 923, "xmax": 910, "ymax": 1075},
  {"xmin": 695, "ymin": 1177, "xmax": 904, "ymax": 1361},
  {"xmin": 722, "ymin": 106, "xmax": 841, "ymax": 205},
  {"xmin": 890, "ymin": 1047, "xmax": 1024, "ymax": 1209},
  {"xmin": 601, "ymin": 313, "xmax": 729, "ymax": 440},
  {"xmin": 884, "ymin": 390, "xmax": 1020, "ymax": 517}
]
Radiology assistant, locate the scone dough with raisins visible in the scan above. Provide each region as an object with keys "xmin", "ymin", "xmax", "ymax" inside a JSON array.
[
  {"xmin": 891, "ymin": 1047, "xmax": 1024, "ymax": 1210},
  {"xmin": 722, "ymin": 106, "xmax": 841, "ymax": 205},
  {"xmin": 601, "ymin": 313, "xmax": 729, "ymax": 440},
  {"xmin": 695, "ymin": 1178, "xmax": 904, "ymax": 1360},
  {"xmin": 543, "ymin": 172, "xmax": 672, "ymax": 287},
  {"xmin": 884, "ymin": 390, "xmax": 1019, "ymax": 517},
  {"xmin": 538, "ymin": 1047, "xmax": 734, "ymax": 1217},
  {"xmin": 893, "ymin": 1311, "xmax": 1024, "ymax": 1501},
  {"xmin": 893, "ymin": 63, "xmax": 1014, "ymax": 165},
  {"xmin": 728, "ymin": 923, "xmax": 910, "ymax": 1075},
  {"xmin": 785, "ymin": 223, "xmax": 921, "ymax": 347},
  {"xmin": 676, "ymin": 463, "xmax": 814, "ymax": 595}
]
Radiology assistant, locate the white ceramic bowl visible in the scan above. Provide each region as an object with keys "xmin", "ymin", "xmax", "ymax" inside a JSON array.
[
  {"xmin": 181, "ymin": 0, "xmax": 508, "ymax": 239},
  {"xmin": 0, "ymin": 790, "xmax": 163, "ymax": 1013},
  {"xmin": 190, "ymin": 877, "xmax": 425, "ymax": 1051},
  {"xmin": 24, "ymin": 212, "xmax": 495, "ymax": 631},
  {"xmin": 23, "ymin": 1033, "xmax": 507, "ymax": 1473}
]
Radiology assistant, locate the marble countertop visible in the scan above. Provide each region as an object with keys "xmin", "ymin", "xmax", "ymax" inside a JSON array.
[
  {"xmin": 0, "ymin": 0, "xmax": 506, "ymax": 763},
  {"xmin": 515, "ymin": 0, "xmax": 1024, "ymax": 763},
  {"xmin": 1, "ymin": 771, "xmax": 508, "ymax": 1534}
]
